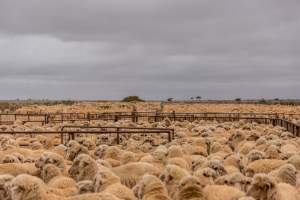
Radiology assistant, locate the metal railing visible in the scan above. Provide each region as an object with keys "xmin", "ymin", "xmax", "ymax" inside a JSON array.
[
  {"xmin": 0, "ymin": 126, "xmax": 175, "ymax": 144},
  {"xmin": 0, "ymin": 112, "xmax": 299, "ymax": 137}
]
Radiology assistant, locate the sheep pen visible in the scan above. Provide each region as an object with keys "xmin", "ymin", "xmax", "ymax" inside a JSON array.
[{"xmin": 0, "ymin": 102, "xmax": 300, "ymax": 200}]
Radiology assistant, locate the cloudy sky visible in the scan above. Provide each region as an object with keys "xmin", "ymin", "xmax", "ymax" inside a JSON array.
[{"xmin": 0, "ymin": 0, "xmax": 299, "ymax": 100}]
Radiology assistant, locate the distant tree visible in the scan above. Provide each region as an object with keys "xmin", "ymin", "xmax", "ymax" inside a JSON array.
[
  {"xmin": 235, "ymin": 98, "xmax": 242, "ymax": 102},
  {"xmin": 196, "ymin": 96, "xmax": 202, "ymax": 100},
  {"xmin": 167, "ymin": 98, "xmax": 173, "ymax": 102},
  {"xmin": 274, "ymin": 98, "xmax": 280, "ymax": 101},
  {"xmin": 259, "ymin": 98, "xmax": 267, "ymax": 104},
  {"xmin": 190, "ymin": 97, "xmax": 194, "ymax": 100},
  {"xmin": 122, "ymin": 96, "xmax": 144, "ymax": 102}
]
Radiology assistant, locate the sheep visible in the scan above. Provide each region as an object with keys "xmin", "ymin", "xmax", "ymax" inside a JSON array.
[
  {"xmin": 35, "ymin": 152, "xmax": 66, "ymax": 173},
  {"xmin": 93, "ymin": 169, "xmax": 137, "ymax": 200},
  {"xmin": 245, "ymin": 159, "xmax": 285, "ymax": 177},
  {"xmin": 133, "ymin": 174, "xmax": 171, "ymax": 200},
  {"xmin": 0, "ymin": 174, "xmax": 14, "ymax": 200},
  {"xmin": 246, "ymin": 150, "xmax": 265, "ymax": 164},
  {"xmin": 247, "ymin": 173, "xmax": 299, "ymax": 200},
  {"xmin": 41, "ymin": 164, "xmax": 76, "ymax": 189},
  {"xmin": 215, "ymin": 172, "xmax": 248, "ymax": 191},
  {"xmin": 52, "ymin": 145, "xmax": 67, "ymax": 157},
  {"xmin": 96, "ymin": 159, "xmax": 112, "ymax": 169},
  {"xmin": 66, "ymin": 143, "xmax": 89, "ymax": 161},
  {"xmin": 264, "ymin": 145, "xmax": 281, "ymax": 159},
  {"xmin": 120, "ymin": 151, "xmax": 136, "ymax": 164},
  {"xmin": 77, "ymin": 138, "xmax": 96, "ymax": 150},
  {"xmin": 94, "ymin": 145, "xmax": 109, "ymax": 159},
  {"xmin": 160, "ymin": 164, "xmax": 189, "ymax": 199},
  {"xmin": 0, "ymin": 163, "xmax": 39, "ymax": 176},
  {"xmin": 268, "ymin": 164, "xmax": 297, "ymax": 186},
  {"xmin": 288, "ymin": 155, "xmax": 300, "ymax": 170},
  {"xmin": 167, "ymin": 157, "xmax": 190, "ymax": 170},
  {"xmin": 68, "ymin": 154, "xmax": 98, "ymax": 182},
  {"xmin": 1, "ymin": 155, "xmax": 21, "ymax": 164},
  {"xmin": 112, "ymin": 162, "xmax": 160, "ymax": 188},
  {"xmin": 167, "ymin": 145, "xmax": 184, "ymax": 158},
  {"xmin": 10, "ymin": 174, "xmax": 121, "ymax": 200},
  {"xmin": 191, "ymin": 156, "xmax": 207, "ymax": 171},
  {"xmin": 203, "ymin": 184, "xmax": 246, "ymax": 200},
  {"xmin": 193, "ymin": 167, "xmax": 217, "ymax": 185},
  {"xmin": 174, "ymin": 175, "xmax": 205, "ymax": 200},
  {"xmin": 204, "ymin": 159, "xmax": 227, "ymax": 177},
  {"xmin": 102, "ymin": 146, "xmax": 122, "ymax": 160},
  {"xmin": 76, "ymin": 180, "xmax": 94, "ymax": 194}
]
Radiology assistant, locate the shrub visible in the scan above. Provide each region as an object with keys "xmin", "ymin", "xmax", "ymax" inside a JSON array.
[{"xmin": 121, "ymin": 96, "xmax": 144, "ymax": 102}]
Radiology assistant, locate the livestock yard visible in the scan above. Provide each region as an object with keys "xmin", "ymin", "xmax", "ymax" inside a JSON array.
[{"xmin": 0, "ymin": 102, "xmax": 299, "ymax": 200}]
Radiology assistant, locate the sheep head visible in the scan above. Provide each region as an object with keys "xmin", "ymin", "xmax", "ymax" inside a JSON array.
[
  {"xmin": 66, "ymin": 143, "xmax": 89, "ymax": 161},
  {"xmin": 247, "ymin": 174, "xmax": 276, "ymax": 200},
  {"xmin": 160, "ymin": 165, "xmax": 189, "ymax": 185},
  {"xmin": 10, "ymin": 174, "xmax": 46, "ymax": 200},
  {"xmin": 76, "ymin": 180, "xmax": 94, "ymax": 194},
  {"xmin": 69, "ymin": 154, "xmax": 98, "ymax": 181},
  {"xmin": 133, "ymin": 174, "xmax": 167, "ymax": 199},
  {"xmin": 176, "ymin": 176, "xmax": 204, "ymax": 200},
  {"xmin": 93, "ymin": 170, "xmax": 120, "ymax": 192},
  {"xmin": 0, "ymin": 174, "xmax": 14, "ymax": 200},
  {"xmin": 41, "ymin": 164, "xmax": 61, "ymax": 183},
  {"xmin": 35, "ymin": 152, "xmax": 65, "ymax": 172}
]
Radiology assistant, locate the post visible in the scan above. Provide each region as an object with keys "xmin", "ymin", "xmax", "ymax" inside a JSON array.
[
  {"xmin": 172, "ymin": 111, "xmax": 176, "ymax": 121},
  {"xmin": 116, "ymin": 128, "xmax": 120, "ymax": 144},
  {"xmin": 60, "ymin": 133, "xmax": 64, "ymax": 144},
  {"xmin": 114, "ymin": 115, "xmax": 119, "ymax": 122},
  {"xmin": 44, "ymin": 114, "xmax": 48, "ymax": 124},
  {"xmin": 154, "ymin": 111, "xmax": 158, "ymax": 122},
  {"xmin": 132, "ymin": 111, "xmax": 136, "ymax": 123},
  {"xmin": 272, "ymin": 119, "xmax": 276, "ymax": 126},
  {"xmin": 87, "ymin": 112, "xmax": 90, "ymax": 122},
  {"xmin": 70, "ymin": 132, "xmax": 75, "ymax": 140}
]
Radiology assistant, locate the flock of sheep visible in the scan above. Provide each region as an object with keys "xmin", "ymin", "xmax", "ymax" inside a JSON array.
[{"xmin": 0, "ymin": 116, "xmax": 300, "ymax": 200}]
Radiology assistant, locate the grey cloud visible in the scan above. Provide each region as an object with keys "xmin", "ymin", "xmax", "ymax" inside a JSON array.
[{"xmin": 0, "ymin": 0, "xmax": 299, "ymax": 99}]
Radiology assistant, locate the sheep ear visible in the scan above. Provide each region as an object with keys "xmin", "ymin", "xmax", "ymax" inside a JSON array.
[
  {"xmin": 159, "ymin": 174, "xmax": 165, "ymax": 181},
  {"xmin": 264, "ymin": 182, "xmax": 273, "ymax": 191},
  {"xmin": 82, "ymin": 160, "xmax": 89, "ymax": 167},
  {"xmin": 137, "ymin": 184, "xmax": 144, "ymax": 199}
]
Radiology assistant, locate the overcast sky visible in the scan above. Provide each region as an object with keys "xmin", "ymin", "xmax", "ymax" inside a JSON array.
[{"xmin": 0, "ymin": 0, "xmax": 299, "ymax": 100}]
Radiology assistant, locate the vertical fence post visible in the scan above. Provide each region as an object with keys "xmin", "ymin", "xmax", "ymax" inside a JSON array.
[
  {"xmin": 154, "ymin": 112, "xmax": 158, "ymax": 122},
  {"xmin": 114, "ymin": 115, "xmax": 119, "ymax": 122},
  {"xmin": 87, "ymin": 112, "xmax": 90, "ymax": 122},
  {"xmin": 116, "ymin": 128, "xmax": 120, "ymax": 144},
  {"xmin": 60, "ymin": 132, "xmax": 64, "ymax": 144}
]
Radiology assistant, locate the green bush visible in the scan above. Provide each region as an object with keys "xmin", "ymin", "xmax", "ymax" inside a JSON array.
[{"xmin": 122, "ymin": 96, "xmax": 144, "ymax": 102}]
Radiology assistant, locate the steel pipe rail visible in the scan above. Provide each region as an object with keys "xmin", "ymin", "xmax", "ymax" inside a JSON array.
[{"xmin": 0, "ymin": 126, "xmax": 175, "ymax": 144}]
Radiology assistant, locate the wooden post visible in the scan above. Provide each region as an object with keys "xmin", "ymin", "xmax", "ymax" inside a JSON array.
[
  {"xmin": 60, "ymin": 133, "xmax": 64, "ymax": 144},
  {"xmin": 87, "ymin": 112, "xmax": 90, "ymax": 122},
  {"xmin": 172, "ymin": 111, "xmax": 176, "ymax": 121},
  {"xmin": 114, "ymin": 115, "xmax": 118, "ymax": 122},
  {"xmin": 116, "ymin": 128, "xmax": 120, "ymax": 144}
]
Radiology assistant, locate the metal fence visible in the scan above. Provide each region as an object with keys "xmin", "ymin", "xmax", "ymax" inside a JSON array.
[
  {"xmin": 0, "ymin": 112, "xmax": 299, "ymax": 136},
  {"xmin": 0, "ymin": 126, "xmax": 175, "ymax": 145}
]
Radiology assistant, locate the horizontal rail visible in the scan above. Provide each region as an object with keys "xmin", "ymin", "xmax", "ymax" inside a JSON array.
[{"xmin": 0, "ymin": 126, "xmax": 175, "ymax": 144}]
